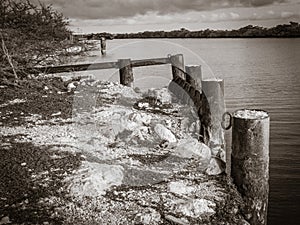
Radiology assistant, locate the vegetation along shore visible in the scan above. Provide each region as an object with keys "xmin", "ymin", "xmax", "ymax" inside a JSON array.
[{"xmin": 79, "ymin": 22, "xmax": 300, "ymax": 40}]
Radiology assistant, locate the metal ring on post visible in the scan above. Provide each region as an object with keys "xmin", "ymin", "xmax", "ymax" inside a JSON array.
[{"xmin": 221, "ymin": 111, "xmax": 232, "ymax": 130}]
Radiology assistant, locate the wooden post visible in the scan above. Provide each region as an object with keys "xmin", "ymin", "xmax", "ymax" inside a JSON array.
[
  {"xmin": 231, "ymin": 109, "xmax": 269, "ymax": 225},
  {"xmin": 185, "ymin": 65, "xmax": 202, "ymax": 93},
  {"xmin": 100, "ymin": 37, "xmax": 106, "ymax": 55},
  {"xmin": 170, "ymin": 54, "xmax": 184, "ymax": 79},
  {"xmin": 118, "ymin": 59, "xmax": 133, "ymax": 87},
  {"xmin": 69, "ymin": 34, "xmax": 74, "ymax": 44},
  {"xmin": 201, "ymin": 79, "xmax": 225, "ymax": 149}
]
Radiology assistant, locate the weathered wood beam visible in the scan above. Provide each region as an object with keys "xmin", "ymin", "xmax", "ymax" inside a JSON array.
[
  {"xmin": 131, "ymin": 57, "xmax": 170, "ymax": 67},
  {"xmin": 28, "ymin": 61, "xmax": 118, "ymax": 74},
  {"xmin": 118, "ymin": 59, "xmax": 134, "ymax": 87},
  {"xmin": 27, "ymin": 57, "xmax": 171, "ymax": 75}
]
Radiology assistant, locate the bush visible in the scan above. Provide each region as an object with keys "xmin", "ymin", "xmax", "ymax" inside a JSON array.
[{"xmin": 0, "ymin": 0, "xmax": 82, "ymax": 79}]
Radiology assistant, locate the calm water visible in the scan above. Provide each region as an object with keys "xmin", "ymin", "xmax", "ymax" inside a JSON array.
[{"xmin": 80, "ymin": 38, "xmax": 300, "ymax": 225}]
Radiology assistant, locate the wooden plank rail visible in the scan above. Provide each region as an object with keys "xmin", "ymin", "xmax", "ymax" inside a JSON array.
[
  {"xmin": 131, "ymin": 57, "xmax": 171, "ymax": 67},
  {"xmin": 27, "ymin": 61, "xmax": 118, "ymax": 74},
  {"xmin": 118, "ymin": 59, "xmax": 134, "ymax": 87},
  {"xmin": 28, "ymin": 56, "xmax": 172, "ymax": 75}
]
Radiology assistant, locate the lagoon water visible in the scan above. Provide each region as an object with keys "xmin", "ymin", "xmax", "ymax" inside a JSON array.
[{"xmin": 80, "ymin": 38, "xmax": 300, "ymax": 225}]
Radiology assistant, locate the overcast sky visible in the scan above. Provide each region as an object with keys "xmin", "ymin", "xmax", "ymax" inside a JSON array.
[{"xmin": 32, "ymin": 0, "xmax": 300, "ymax": 33}]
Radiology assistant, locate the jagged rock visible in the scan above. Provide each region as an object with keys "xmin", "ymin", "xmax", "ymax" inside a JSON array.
[
  {"xmin": 154, "ymin": 124, "xmax": 177, "ymax": 143},
  {"xmin": 129, "ymin": 112, "xmax": 152, "ymax": 126},
  {"xmin": 218, "ymin": 148, "xmax": 226, "ymax": 162},
  {"xmin": 67, "ymin": 82, "xmax": 77, "ymax": 92},
  {"xmin": 173, "ymin": 138, "xmax": 211, "ymax": 161},
  {"xmin": 0, "ymin": 216, "xmax": 10, "ymax": 225},
  {"xmin": 137, "ymin": 101, "xmax": 149, "ymax": 109},
  {"xmin": 147, "ymin": 87, "xmax": 172, "ymax": 104},
  {"xmin": 206, "ymin": 157, "xmax": 226, "ymax": 175},
  {"xmin": 51, "ymin": 111, "xmax": 61, "ymax": 116},
  {"xmin": 134, "ymin": 208, "xmax": 161, "ymax": 225},
  {"xmin": 168, "ymin": 181, "xmax": 195, "ymax": 195},
  {"xmin": 65, "ymin": 162, "xmax": 124, "ymax": 197},
  {"xmin": 174, "ymin": 199, "xmax": 216, "ymax": 218},
  {"xmin": 165, "ymin": 215, "xmax": 189, "ymax": 225}
]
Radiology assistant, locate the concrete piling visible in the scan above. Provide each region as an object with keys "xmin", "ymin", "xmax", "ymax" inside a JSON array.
[
  {"xmin": 202, "ymin": 79, "xmax": 225, "ymax": 148},
  {"xmin": 170, "ymin": 54, "xmax": 185, "ymax": 79},
  {"xmin": 231, "ymin": 109, "xmax": 270, "ymax": 225},
  {"xmin": 185, "ymin": 65, "xmax": 202, "ymax": 93}
]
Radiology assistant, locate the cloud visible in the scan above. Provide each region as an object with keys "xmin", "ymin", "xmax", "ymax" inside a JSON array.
[
  {"xmin": 268, "ymin": 10, "xmax": 275, "ymax": 15},
  {"xmin": 70, "ymin": 5, "xmax": 299, "ymax": 29},
  {"xmin": 230, "ymin": 12, "xmax": 240, "ymax": 19},
  {"xmin": 281, "ymin": 11, "xmax": 296, "ymax": 18},
  {"xmin": 32, "ymin": 0, "xmax": 289, "ymax": 20}
]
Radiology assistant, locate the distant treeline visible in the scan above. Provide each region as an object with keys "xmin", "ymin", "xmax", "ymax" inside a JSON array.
[{"xmin": 83, "ymin": 22, "xmax": 300, "ymax": 40}]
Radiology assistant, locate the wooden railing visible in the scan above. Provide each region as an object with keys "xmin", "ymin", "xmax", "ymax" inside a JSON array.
[{"xmin": 28, "ymin": 56, "xmax": 172, "ymax": 75}]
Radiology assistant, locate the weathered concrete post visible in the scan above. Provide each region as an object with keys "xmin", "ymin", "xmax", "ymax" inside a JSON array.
[
  {"xmin": 202, "ymin": 79, "xmax": 225, "ymax": 149},
  {"xmin": 170, "ymin": 54, "xmax": 185, "ymax": 79},
  {"xmin": 185, "ymin": 65, "xmax": 202, "ymax": 93},
  {"xmin": 231, "ymin": 109, "xmax": 270, "ymax": 225},
  {"xmin": 184, "ymin": 65, "xmax": 202, "ymax": 106},
  {"xmin": 118, "ymin": 59, "xmax": 134, "ymax": 87},
  {"xmin": 100, "ymin": 37, "xmax": 106, "ymax": 55}
]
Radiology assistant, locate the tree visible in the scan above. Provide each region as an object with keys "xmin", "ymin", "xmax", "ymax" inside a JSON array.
[{"xmin": 0, "ymin": 0, "xmax": 78, "ymax": 80}]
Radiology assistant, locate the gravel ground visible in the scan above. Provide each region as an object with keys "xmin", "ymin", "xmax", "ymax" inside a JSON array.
[{"xmin": 0, "ymin": 77, "xmax": 248, "ymax": 225}]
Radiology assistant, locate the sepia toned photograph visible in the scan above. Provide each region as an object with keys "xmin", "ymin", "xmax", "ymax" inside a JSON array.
[{"xmin": 0, "ymin": 0, "xmax": 299, "ymax": 224}]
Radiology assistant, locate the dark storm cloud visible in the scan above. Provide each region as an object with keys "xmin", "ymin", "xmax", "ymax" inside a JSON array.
[{"xmin": 33, "ymin": 0, "xmax": 289, "ymax": 19}]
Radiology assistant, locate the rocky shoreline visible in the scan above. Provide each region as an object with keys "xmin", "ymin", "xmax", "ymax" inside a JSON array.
[{"xmin": 0, "ymin": 77, "xmax": 247, "ymax": 224}]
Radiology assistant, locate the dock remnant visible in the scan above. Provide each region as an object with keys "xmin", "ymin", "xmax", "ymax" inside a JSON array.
[
  {"xmin": 169, "ymin": 64, "xmax": 224, "ymax": 146},
  {"xmin": 231, "ymin": 109, "xmax": 269, "ymax": 225},
  {"xmin": 118, "ymin": 59, "xmax": 134, "ymax": 87},
  {"xmin": 170, "ymin": 54, "xmax": 185, "ymax": 79},
  {"xmin": 185, "ymin": 65, "xmax": 202, "ymax": 93},
  {"xmin": 202, "ymin": 79, "xmax": 225, "ymax": 148},
  {"xmin": 100, "ymin": 37, "xmax": 106, "ymax": 55}
]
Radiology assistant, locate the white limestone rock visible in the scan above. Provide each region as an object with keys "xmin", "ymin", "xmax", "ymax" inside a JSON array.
[
  {"xmin": 65, "ymin": 161, "xmax": 124, "ymax": 197},
  {"xmin": 174, "ymin": 199, "xmax": 216, "ymax": 218},
  {"xmin": 165, "ymin": 215, "xmax": 189, "ymax": 225},
  {"xmin": 0, "ymin": 216, "xmax": 10, "ymax": 225},
  {"xmin": 173, "ymin": 138, "xmax": 211, "ymax": 160},
  {"xmin": 129, "ymin": 112, "xmax": 152, "ymax": 126},
  {"xmin": 134, "ymin": 208, "xmax": 161, "ymax": 225},
  {"xmin": 168, "ymin": 181, "xmax": 195, "ymax": 195},
  {"xmin": 206, "ymin": 157, "xmax": 226, "ymax": 175},
  {"xmin": 154, "ymin": 124, "xmax": 177, "ymax": 143},
  {"xmin": 147, "ymin": 87, "xmax": 172, "ymax": 104},
  {"xmin": 67, "ymin": 82, "xmax": 77, "ymax": 92}
]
